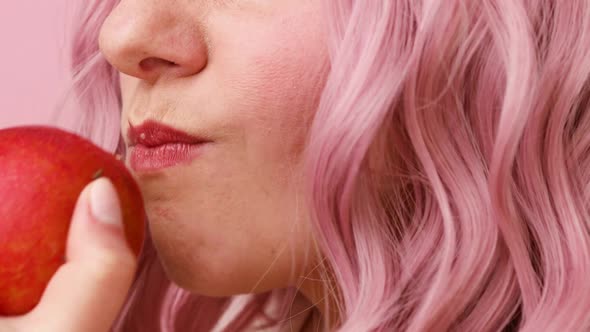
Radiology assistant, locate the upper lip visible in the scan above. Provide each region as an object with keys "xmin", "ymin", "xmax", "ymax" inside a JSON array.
[{"xmin": 127, "ymin": 120, "xmax": 208, "ymax": 147}]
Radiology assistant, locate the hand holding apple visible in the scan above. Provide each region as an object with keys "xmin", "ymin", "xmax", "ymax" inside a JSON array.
[{"xmin": 0, "ymin": 125, "xmax": 146, "ymax": 326}]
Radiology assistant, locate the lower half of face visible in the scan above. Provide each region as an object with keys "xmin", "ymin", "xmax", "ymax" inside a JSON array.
[
  {"xmin": 118, "ymin": 1, "xmax": 330, "ymax": 297},
  {"xmin": 135, "ymin": 145, "xmax": 319, "ymax": 296}
]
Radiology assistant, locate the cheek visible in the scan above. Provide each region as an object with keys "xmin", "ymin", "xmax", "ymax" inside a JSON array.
[
  {"xmin": 218, "ymin": 31, "xmax": 329, "ymax": 165},
  {"xmin": 209, "ymin": 3, "xmax": 329, "ymax": 130}
]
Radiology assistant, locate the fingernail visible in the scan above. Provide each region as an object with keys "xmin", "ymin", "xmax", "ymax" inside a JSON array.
[{"xmin": 89, "ymin": 177, "xmax": 123, "ymax": 227}]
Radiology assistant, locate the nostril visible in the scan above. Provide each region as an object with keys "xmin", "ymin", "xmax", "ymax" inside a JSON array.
[{"xmin": 139, "ymin": 57, "xmax": 177, "ymax": 71}]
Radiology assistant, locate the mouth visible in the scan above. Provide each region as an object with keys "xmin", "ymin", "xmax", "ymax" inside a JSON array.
[{"xmin": 127, "ymin": 120, "xmax": 211, "ymax": 173}]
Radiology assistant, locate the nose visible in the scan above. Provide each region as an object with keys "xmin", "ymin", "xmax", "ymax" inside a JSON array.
[{"xmin": 98, "ymin": 2, "xmax": 208, "ymax": 84}]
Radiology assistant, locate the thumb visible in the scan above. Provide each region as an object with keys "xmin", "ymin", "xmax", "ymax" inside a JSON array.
[{"xmin": 30, "ymin": 177, "xmax": 137, "ymax": 332}]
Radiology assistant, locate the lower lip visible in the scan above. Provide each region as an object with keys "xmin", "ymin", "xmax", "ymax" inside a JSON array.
[{"xmin": 129, "ymin": 143, "xmax": 205, "ymax": 172}]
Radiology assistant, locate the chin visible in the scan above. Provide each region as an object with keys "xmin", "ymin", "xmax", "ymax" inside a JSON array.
[
  {"xmin": 156, "ymin": 252, "xmax": 254, "ymax": 297},
  {"xmin": 148, "ymin": 224, "xmax": 246, "ymax": 297}
]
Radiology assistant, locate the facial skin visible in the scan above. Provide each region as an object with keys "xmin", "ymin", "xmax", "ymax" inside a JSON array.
[{"xmin": 98, "ymin": 0, "xmax": 330, "ymax": 309}]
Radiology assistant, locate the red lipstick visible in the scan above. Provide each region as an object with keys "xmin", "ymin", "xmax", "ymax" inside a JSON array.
[{"xmin": 127, "ymin": 120, "xmax": 209, "ymax": 172}]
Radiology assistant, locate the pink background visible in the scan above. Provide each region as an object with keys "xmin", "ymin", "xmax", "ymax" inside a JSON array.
[{"xmin": 0, "ymin": 1, "xmax": 72, "ymax": 128}]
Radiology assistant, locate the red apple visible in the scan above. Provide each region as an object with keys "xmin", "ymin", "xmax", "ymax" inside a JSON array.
[{"xmin": 0, "ymin": 125, "xmax": 146, "ymax": 316}]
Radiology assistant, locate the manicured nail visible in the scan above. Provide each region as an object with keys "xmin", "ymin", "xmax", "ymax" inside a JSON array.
[{"xmin": 89, "ymin": 177, "xmax": 123, "ymax": 227}]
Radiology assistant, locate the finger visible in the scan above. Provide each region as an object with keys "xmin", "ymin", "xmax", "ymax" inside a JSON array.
[{"xmin": 28, "ymin": 178, "xmax": 137, "ymax": 332}]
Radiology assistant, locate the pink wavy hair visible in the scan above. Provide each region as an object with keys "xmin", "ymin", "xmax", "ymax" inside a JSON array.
[{"xmin": 51, "ymin": 0, "xmax": 590, "ymax": 331}]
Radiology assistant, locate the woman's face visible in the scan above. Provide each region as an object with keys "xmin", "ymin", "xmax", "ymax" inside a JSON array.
[{"xmin": 98, "ymin": 0, "xmax": 329, "ymax": 297}]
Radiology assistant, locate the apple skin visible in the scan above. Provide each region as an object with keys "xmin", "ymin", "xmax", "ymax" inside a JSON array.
[{"xmin": 0, "ymin": 125, "xmax": 146, "ymax": 316}]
